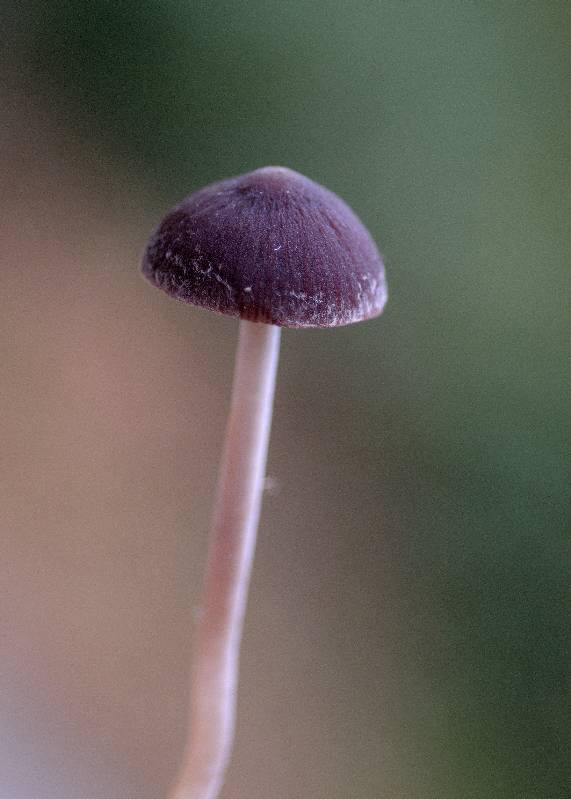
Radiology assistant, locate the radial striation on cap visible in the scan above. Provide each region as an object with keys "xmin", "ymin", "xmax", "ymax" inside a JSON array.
[{"xmin": 142, "ymin": 166, "xmax": 387, "ymax": 328}]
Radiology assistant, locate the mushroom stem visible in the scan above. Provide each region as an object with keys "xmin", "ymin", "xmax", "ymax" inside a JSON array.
[{"xmin": 169, "ymin": 319, "xmax": 281, "ymax": 799}]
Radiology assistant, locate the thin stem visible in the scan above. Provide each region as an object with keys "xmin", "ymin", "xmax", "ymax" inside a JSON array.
[{"xmin": 168, "ymin": 320, "xmax": 281, "ymax": 799}]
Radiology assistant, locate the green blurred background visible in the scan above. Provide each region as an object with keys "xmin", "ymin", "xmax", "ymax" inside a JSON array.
[{"xmin": 2, "ymin": 2, "xmax": 569, "ymax": 798}]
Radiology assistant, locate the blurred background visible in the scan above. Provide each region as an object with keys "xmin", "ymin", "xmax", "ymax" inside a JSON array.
[{"xmin": 1, "ymin": 2, "xmax": 569, "ymax": 798}]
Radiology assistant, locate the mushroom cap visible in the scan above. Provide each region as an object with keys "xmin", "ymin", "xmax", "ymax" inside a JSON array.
[{"xmin": 142, "ymin": 166, "xmax": 387, "ymax": 328}]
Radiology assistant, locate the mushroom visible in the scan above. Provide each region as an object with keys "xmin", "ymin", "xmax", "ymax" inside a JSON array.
[{"xmin": 141, "ymin": 166, "xmax": 387, "ymax": 799}]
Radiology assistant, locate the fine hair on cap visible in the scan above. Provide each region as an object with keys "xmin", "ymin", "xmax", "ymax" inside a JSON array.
[{"xmin": 142, "ymin": 166, "xmax": 387, "ymax": 328}]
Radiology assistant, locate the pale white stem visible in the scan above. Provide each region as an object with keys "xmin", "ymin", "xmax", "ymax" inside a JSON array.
[{"xmin": 168, "ymin": 320, "xmax": 281, "ymax": 799}]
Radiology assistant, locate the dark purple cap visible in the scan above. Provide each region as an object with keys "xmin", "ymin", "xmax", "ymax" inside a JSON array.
[{"xmin": 142, "ymin": 166, "xmax": 387, "ymax": 328}]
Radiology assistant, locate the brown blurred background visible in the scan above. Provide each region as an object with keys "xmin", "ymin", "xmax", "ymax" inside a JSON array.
[{"xmin": 1, "ymin": 3, "xmax": 569, "ymax": 798}]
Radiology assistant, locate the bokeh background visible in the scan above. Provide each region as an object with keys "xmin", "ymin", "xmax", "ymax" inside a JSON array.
[{"xmin": 2, "ymin": 2, "xmax": 569, "ymax": 798}]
